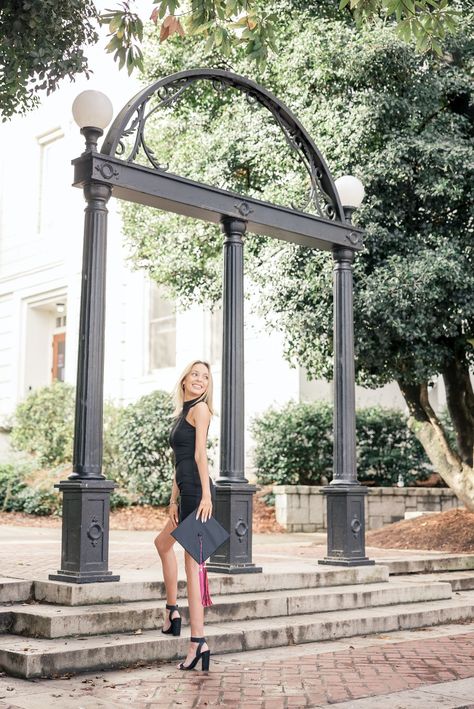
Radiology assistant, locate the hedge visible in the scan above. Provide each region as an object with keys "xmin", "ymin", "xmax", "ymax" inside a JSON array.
[{"xmin": 250, "ymin": 401, "xmax": 431, "ymax": 487}]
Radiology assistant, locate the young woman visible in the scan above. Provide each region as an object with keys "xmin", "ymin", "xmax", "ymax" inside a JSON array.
[{"xmin": 154, "ymin": 359, "xmax": 216, "ymax": 671}]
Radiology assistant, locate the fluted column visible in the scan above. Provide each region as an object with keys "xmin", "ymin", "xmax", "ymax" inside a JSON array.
[
  {"xmin": 332, "ymin": 247, "xmax": 357, "ymax": 485},
  {"xmin": 71, "ymin": 182, "xmax": 111, "ymax": 479},
  {"xmin": 319, "ymin": 245, "xmax": 373, "ymax": 566},
  {"xmin": 207, "ymin": 217, "xmax": 261, "ymax": 574},
  {"xmin": 49, "ymin": 181, "xmax": 119, "ymax": 584},
  {"xmin": 217, "ymin": 217, "xmax": 246, "ymax": 483}
]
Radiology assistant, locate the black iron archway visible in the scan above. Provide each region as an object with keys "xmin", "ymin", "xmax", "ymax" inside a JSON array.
[{"xmin": 50, "ymin": 69, "xmax": 372, "ymax": 584}]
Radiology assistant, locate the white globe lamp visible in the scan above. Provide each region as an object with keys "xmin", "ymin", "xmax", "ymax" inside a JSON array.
[
  {"xmin": 335, "ymin": 175, "xmax": 365, "ymax": 221},
  {"xmin": 72, "ymin": 90, "xmax": 114, "ymax": 152}
]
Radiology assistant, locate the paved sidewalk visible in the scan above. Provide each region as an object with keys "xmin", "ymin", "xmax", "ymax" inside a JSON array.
[
  {"xmin": 0, "ymin": 524, "xmax": 467, "ymax": 581},
  {"xmin": 1, "ymin": 624, "xmax": 474, "ymax": 707},
  {"xmin": 2, "ymin": 524, "xmax": 474, "ymax": 707}
]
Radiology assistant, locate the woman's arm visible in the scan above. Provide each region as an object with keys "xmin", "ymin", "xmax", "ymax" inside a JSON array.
[
  {"xmin": 168, "ymin": 472, "xmax": 180, "ymax": 526},
  {"xmin": 193, "ymin": 402, "xmax": 212, "ymax": 521}
]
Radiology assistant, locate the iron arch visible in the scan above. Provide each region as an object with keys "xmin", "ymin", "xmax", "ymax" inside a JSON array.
[{"xmin": 101, "ymin": 68, "xmax": 345, "ymax": 222}]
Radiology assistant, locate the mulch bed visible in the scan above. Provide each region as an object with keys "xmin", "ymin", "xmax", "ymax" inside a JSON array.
[
  {"xmin": 0, "ymin": 487, "xmax": 285, "ymax": 534},
  {"xmin": 366, "ymin": 508, "xmax": 474, "ymax": 553}
]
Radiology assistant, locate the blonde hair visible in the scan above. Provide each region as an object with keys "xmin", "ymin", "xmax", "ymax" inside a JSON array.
[{"xmin": 170, "ymin": 360, "xmax": 215, "ymax": 418}]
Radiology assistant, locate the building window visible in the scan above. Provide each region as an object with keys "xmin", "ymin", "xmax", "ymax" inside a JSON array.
[
  {"xmin": 149, "ymin": 282, "xmax": 176, "ymax": 371},
  {"xmin": 37, "ymin": 128, "xmax": 65, "ymax": 233},
  {"xmin": 209, "ymin": 304, "xmax": 222, "ymax": 365}
]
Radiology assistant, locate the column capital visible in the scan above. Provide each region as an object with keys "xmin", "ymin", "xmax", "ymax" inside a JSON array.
[
  {"xmin": 220, "ymin": 216, "xmax": 247, "ymax": 238},
  {"xmin": 84, "ymin": 181, "xmax": 112, "ymax": 205},
  {"xmin": 333, "ymin": 246, "xmax": 356, "ymax": 264}
]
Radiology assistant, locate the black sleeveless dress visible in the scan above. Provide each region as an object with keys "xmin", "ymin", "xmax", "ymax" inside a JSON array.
[{"xmin": 169, "ymin": 396, "xmax": 216, "ymax": 523}]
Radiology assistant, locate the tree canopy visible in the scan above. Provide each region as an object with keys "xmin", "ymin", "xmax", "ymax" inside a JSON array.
[
  {"xmin": 120, "ymin": 2, "xmax": 474, "ymax": 505},
  {"xmin": 0, "ymin": 0, "xmax": 462, "ymax": 119},
  {"xmin": 0, "ymin": 0, "xmax": 98, "ymax": 119}
]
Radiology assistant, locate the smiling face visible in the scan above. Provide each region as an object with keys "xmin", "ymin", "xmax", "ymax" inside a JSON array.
[{"xmin": 182, "ymin": 362, "xmax": 210, "ymax": 400}]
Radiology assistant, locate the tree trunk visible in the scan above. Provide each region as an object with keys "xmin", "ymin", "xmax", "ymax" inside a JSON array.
[
  {"xmin": 442, "ymin": 354, "xmax": 474, "ymax": 467},
  {"xmin": 398, "ymin": 380, "xmax": 474, "ymax": 512}
]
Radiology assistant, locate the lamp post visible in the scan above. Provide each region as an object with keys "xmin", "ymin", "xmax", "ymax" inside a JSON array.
[
  {"xmin": 49, "ymin": 91, "xmax": 120, "ymax": 583},
  {"xmin": 319, "ymin": 175, "xmax": 374, "ymax": 567}
]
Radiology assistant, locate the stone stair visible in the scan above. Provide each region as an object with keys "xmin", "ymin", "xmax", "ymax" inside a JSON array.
[{"xmin": 1, "ymin": 561, "xmax": 474, "ymax": 679}]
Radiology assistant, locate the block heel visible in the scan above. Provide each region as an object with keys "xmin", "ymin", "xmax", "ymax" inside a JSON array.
[
  {"xmin": 162, "ymin": 603, "xmax": 181, "ymax": 636},
  {"xmin": 178, "ymin": 636, "xmax": 211, "ymax": 671}
]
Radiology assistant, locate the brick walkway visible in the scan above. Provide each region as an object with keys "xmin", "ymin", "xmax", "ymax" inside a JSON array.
[
  {"xmin": 149, "ymin": 632, "xmax": 474, "ymax": 708},
  {"xmin": 2, "ymin": 628, "xmax": 474, "ymax": 707}
]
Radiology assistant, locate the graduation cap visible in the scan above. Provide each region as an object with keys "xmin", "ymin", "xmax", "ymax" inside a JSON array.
[
  {"xmin": 171, "ymin": 511, "xmax": 230, "ymax": 607},
  {"xmin": 171, "ymin": 510, "xmax": 230, "ymax": 564}
]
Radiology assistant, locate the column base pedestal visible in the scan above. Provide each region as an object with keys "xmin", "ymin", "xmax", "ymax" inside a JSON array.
[
  {"xmin": 318, "ymin": 484, "xmax": 374, "ymax": 567},
  {"xmin": 49, "ymin": 570, "xmax": 121, "ymax": 584},
  {"xmin": 49, "ymin": 478, "xmax": 120, "ymax": 584},
  {"xmin": 207, "ymin": 481, "xmax": 262, "ymax": 574}
]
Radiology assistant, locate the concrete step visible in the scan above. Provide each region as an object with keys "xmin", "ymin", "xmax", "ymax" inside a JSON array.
[
  {"xmin": 386, "ymin": 554, "xmax": 474, "ymax": 575},
  {"xmin": 398, "ymin": 570, "xmax": 474, "ymax": 592},
  {"xmin": 0, "ymin": 578, "xmax": 33, "ymax": 604},
  {"xmin": 0, "ymin": 580, "xmax": 452, "ymax": 639},
  {"xmin": 33, "ymin": 564, "xmax": 389, "ymax": 606},
  {"xmin": 2, "ymin": 591, "xmax": 474, "ymax": 678}
]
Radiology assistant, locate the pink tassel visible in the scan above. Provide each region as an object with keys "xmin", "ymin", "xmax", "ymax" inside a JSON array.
[
  {"xmin": 199, "ymin": 562, "xmax": 213, "ymax": 607},
  {"xmin": 199, "ymin": 538, "xmax": 213, "ymax": 607}
]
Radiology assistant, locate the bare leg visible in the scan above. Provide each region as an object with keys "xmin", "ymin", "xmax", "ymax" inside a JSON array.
[
  {"xmin": 178, "ymin": 550, "xmax": 209, "ymax": 667},
  {"xmin": 154, "ymin": 518, "xmax": 179, "ymax": 630}
]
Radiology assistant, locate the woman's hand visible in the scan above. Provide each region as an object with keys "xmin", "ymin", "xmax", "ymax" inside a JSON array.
[
  {"xmin": 168, "ymin": 501, "xmax": 179, "ymax": 526},
  {"xmin": 196, "ymin": 494, "xmax": 213, "ymax": 523}
]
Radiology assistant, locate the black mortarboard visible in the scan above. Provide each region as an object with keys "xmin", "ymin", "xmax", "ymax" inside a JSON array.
[{"xmin": 171, "ymin": 510, "xmax": 230, "ymax": 564}]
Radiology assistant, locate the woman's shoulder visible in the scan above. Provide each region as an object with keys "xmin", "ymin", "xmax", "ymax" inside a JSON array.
[{"xmin": 192, "ymin": 400, "xmax": 212, "ymax": 418}]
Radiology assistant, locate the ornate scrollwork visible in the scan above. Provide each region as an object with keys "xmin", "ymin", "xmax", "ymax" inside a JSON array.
[
  {"xmin": 346, "ymin": 232, "xmax": 364, "ymax": 248},
  {"xmin": 87, "ymin": 516, "xmax": 104, "ymax": 547},
  {"xmin": 234, "ymin": 201, "xmax": 253, "ymax": 218},
  {"xmin": 235, "ymin": 517, "xmax": 248, "ymax": 542},
  {"xmin": 101, "ymin": 69, "xmax": 345, "ymax": 222},
  {"xmin": 94, "ymin": 162, "xmax": 119, "ymax": 181},
  {"xmin": 351, "ymin": 516, "xmax": 362, "ymax": 539}
]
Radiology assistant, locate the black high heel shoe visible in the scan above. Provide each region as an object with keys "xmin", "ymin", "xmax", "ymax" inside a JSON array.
[
  {"xmin": 161, "ymin": 603, "xmax": 181, "ymax": 636},
  {"xmin": 178, "ymin": 636, "xmax": 211, "ymax": 671}
]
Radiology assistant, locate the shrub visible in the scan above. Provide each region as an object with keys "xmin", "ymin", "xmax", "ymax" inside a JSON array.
[
  {"xmin": 16, "ymin": 466, "xmax": 63, "ymax": 515},
  {"xmin": 115, "ymin": 390, "xmax": 176, "ymax": 506},
  {"xmin": 0, "ymin": 462, "xmax": 30, "ymax": 511},
  {"xmin": 356, "ymin": 407, "xmax": 431, "ymax": 486},
  {"xmin": 250, "ymin": 401, "xmax": 431, "ymax": 487},
  {"xmin": 10, "ymin": 382, "xmax": 75, "ymax": 466},
  {"xmin": 0, "ymin": 461, "xmax": 62, "ymax": 515},
  {"xmin": 250, "ymin": 402, "xmax": 333, "ymax": 486}
]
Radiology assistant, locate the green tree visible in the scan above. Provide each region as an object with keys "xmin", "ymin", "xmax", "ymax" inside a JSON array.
[
  {"xmin": 0, "ymin": 0, "xmax": 461, "ymax": 119},
  {"xmin": 121, "ymin": 4, "xmax": 474, "ymax": 506},
  {"xmin": 0, "ymin": 0, "xmax": 98, "ymax": 119}
]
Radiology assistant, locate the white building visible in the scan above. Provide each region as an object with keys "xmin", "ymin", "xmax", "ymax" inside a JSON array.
[{"xmin": 1, "ymin": 28, "xmax": 438, "ymax": 475}]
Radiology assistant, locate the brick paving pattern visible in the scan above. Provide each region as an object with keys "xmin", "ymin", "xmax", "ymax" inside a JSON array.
[{"xmin": 151, "ymin": 632, "xmax": 474, "ymax": 707}]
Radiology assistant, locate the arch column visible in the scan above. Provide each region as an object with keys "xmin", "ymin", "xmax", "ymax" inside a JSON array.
[
  {"xmin": 49, "ymin": 181, "xmax": 119, "ymax": 584},
  {"xmin": 319, "ymin": 246, "xmax": 373, "ymax": 566},
  {"xmin": 207, "ymin": 217, "xmax": 262, "ymax": 574}
]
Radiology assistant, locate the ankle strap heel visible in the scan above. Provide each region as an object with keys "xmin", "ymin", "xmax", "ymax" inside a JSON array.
[
  {"xmin": 179, "ymin": 637, "xmax": 211, "ymax": 671},
  {"xmin": 162, "ymin": 604, "xmax": 181, "ymax": 637}
]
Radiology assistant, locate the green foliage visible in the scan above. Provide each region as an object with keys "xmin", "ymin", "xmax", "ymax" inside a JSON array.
[
  {"xmin": 16, "ymin": 466, "xmax": 62, "ymax": 516},
  {"xmin": 0, "ymin": 462, "xmax": 61, "ymax": 515},
  {"xmin": 115, "ymin": 390, "xmax": 177, "ymax": 505},
  {"xmin": 2, "ymin": 0, "xmax": 461, "ymax": 120},
  {"xmin": 100, "ymin": 1, "xmax": 144, "ymax": 75},
  {"xmin": 0, "ymin": 0, "xmax": 98, "ymax": 119},
  {"xmin": 0, "ymin": 462, "xmax": 30, "ymax": 512},
  {"xmin": 251, "ymin": 402, "xmax": 431, "ymax": 487},
  {"xmin": 122, "ymin": 6, "xmax": 474, "ymax": 396},
  {"xmin": 250, "ymin": 402, "xmax": 333, "ymax": 485},
  {"xmin": 11, "ymin": 383, "xmax": 75, "ymax": 467},
  {"xmin": 356, "ymin": 407, "xmax": 431, "ymax": 485},
  {"xmin": 104, "ymin": 0, "xmax": 460, "ymax": 75}
]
